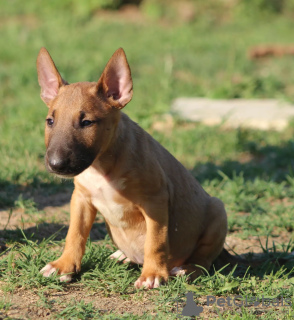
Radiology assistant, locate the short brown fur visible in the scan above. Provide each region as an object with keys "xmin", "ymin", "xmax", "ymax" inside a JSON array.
[{"xmin": 37, "ymin": 47, "xmax": 227, "ymax": 288}]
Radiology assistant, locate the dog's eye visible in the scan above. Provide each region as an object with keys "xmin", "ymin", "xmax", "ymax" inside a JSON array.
[
  {"xmin": 81, "ymin": 120, "xmax": 93, "ymax": 127},
  {"xmin": 46, "ymin": 118, "xmax": 54, "ymax": 126}
]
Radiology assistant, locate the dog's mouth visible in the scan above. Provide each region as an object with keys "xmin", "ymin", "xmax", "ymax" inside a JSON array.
[
  {"xmin": 45, "ymin": 162, "xmax": 80, "ymax": 178},
  {"xmin": 53, "ymin": 172, "xmax": 76, "ymax": 179},
  {"xmin": 45, "ymin": 154, "xmax": 92, "ymax": 178}
]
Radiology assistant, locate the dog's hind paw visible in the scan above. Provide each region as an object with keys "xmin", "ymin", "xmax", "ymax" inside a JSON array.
[
  {"xmin": 40, "ymin": 263, "xmax": 72, "ymax": 282},
  {"xmin": 170, "ymin": 264, "xmax": 205, "ymax": 281},
  {"xmin": 170, "ymin": 266, "xmax": 186, "ymax": 276},
  {"xmin": 109, "ymin": 250, "xmax": 131, "ymax": 263}
]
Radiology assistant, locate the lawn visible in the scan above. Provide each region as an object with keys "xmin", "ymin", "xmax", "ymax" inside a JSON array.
[{"xmin": 1, "ymin": 1, "xmax": 294, "ymax": 319}]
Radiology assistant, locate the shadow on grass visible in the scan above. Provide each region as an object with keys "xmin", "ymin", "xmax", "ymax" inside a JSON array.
[
  {"xmin": 0, "ymin": 176, "xmax": 74, "ymax": 210},
  {"xmin": 192, "ymin": 139, "xmax": 294, "ymax": 183},
  {"xmin": 213, "ymin": 250, "xmax": 294, "ymax": 279},
  {"xmin": 1, "ymin": 221, "xmax": 107, "ymax": 244}
]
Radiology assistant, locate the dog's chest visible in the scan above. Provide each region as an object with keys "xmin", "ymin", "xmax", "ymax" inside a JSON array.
[{"xmin": 76, "ymin": 167, "xmax": 129, "ymax": 227}]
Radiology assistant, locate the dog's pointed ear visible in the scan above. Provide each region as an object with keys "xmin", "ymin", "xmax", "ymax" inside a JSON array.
[
  {"xmin": 37, "ymin": 47, "xmax": 67, "ymax": 105},
  {"xmin": 97, "ymin": 48, "xmax": 133, "ymax": 109}
]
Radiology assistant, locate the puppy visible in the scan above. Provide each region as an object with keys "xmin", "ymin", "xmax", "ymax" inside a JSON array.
[{"xmin": 37, "ymin": 47, "xmax": 227, "ymax": 288}]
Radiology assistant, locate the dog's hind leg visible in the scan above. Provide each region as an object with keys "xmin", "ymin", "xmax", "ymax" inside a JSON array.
[{"xmin": 170, "ymin": 197, "xmax": 227, "ymax": 280}]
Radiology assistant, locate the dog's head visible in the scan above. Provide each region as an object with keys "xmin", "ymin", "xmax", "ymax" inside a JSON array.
[{"xmin": 37, "ymin": 48, "xmax": 133, "ymax": 177}]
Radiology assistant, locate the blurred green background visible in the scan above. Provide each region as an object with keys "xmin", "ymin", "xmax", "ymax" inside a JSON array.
[{"xmin": 1, "ymin": 0, "xmax": 294, "ymax": 208}]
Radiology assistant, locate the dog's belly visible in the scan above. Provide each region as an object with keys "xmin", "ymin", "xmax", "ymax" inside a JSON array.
[{"xmin": 93, "ymin": 193, "xmax": 146, "ymax": 264}]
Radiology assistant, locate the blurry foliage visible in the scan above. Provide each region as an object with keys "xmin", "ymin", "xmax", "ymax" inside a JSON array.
[
  {"xmin": 212, "ymin": 75, "xmax": 285, "ymax": 99},
  {"xmin": 2, "ymin": 0, "xmax": 294, "ymax": 21},
  {"xmin": 1, "ymin": 0, "xmax": 142, "ymax": 18},
  {"xmin": 246, "ymin": 0, "xmax": 284, "ymax": 13},
  {"xmin": 235, "ymin": 0, "xmax": 294, "ymax": 20}
]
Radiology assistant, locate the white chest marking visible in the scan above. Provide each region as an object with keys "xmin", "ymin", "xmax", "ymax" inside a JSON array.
[{"xmin": 76, "ymin": 167, "xmax": 128, "ymax": 228}]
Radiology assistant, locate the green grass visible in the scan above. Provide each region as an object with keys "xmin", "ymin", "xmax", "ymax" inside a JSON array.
[
  {"xmin": 1, "ymin": 0, "xmax": 294, "ymax": 319},
  {"xmin": 1, "ymin": 236, "xmax": 294, "ymax": 318}
]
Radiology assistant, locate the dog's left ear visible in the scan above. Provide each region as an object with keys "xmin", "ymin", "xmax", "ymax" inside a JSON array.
[{"xmin": 97, "ymin": 48, "xmax": 133, "ymax": 109}]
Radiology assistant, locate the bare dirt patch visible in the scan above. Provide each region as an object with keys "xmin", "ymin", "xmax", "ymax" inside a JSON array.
[{"xmin": 1, "ymin": 284, "xmax": 157, "ymax": 319}]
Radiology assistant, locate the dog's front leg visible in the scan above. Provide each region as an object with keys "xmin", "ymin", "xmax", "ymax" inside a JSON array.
[
  {"xmin": 135, "ymin": 196, "xmax": 169, "ymax": 289},
  {"xmin": 41, "ymin": 187, "xmax": 96, "ymax": 282}
]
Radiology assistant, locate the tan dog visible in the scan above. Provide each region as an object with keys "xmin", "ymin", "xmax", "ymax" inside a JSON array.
[{"xmin": 37, "ymin": 48, "xmax": 227, "ymax": 289}]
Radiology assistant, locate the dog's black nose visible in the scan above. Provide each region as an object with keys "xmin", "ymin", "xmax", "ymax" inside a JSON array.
[{"xmin": 46, "ymin": 152, "xmax": 70, "ymax": 173}]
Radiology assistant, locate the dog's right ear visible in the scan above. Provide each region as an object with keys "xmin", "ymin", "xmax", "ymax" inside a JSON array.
[{"xmin": 36, "ymin": 48, "xmax": 67, "ymax": 105}]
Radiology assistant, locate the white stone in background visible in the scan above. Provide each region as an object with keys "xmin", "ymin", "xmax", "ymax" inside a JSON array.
[{"xmin": 171, "ymin": 98, "xmax": 294, "ymax": 131}]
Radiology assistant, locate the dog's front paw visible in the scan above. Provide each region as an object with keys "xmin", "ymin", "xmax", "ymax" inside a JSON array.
[
  {"xmin": 40, "ymin": 263, "xmax": 57, "ymax": 277},
  {"xmin": 134, "ymin": 271, "xmax": 168, "ymax": 289},
  {"xmin": 41, "ymin": 263, "xmax": 72, "ymax": 282},
  {"xmin": 40, "ymin": 258, "xmax": 79, "ymax": 283}
]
